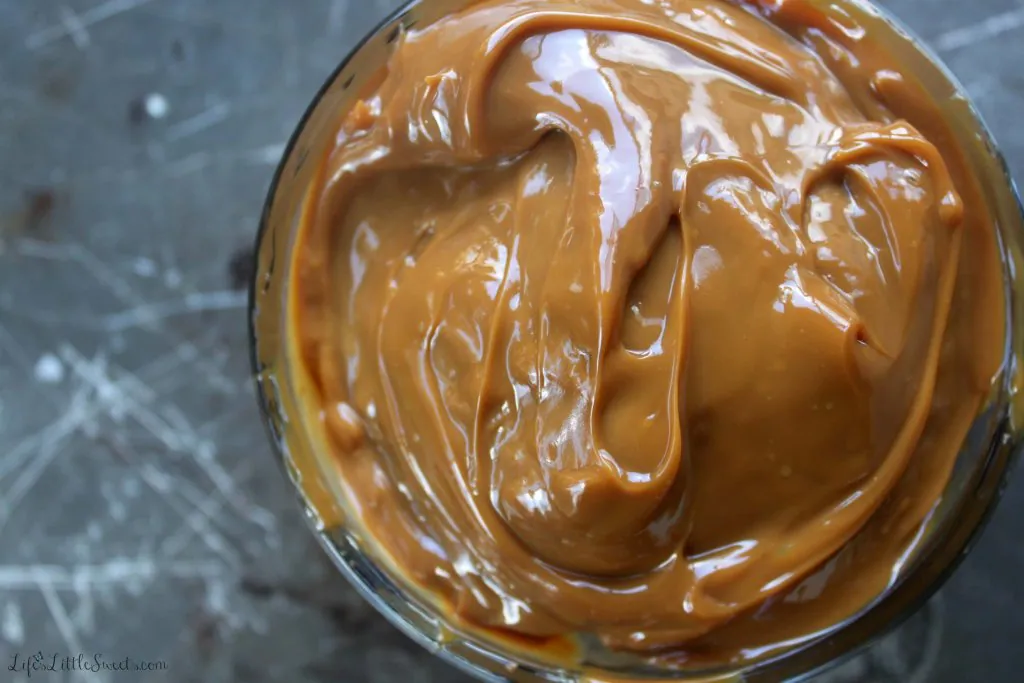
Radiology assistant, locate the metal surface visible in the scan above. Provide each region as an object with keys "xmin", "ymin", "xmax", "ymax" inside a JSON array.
[{"xmin": 0, "ymin": 1, "xmax": 1021, "ymax": 681}]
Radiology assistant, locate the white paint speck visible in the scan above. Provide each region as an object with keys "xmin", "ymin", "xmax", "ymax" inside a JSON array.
[
  {"xmin": 2, "ymin": 601, "xmax": 24, "ymax": 644},
  {"xmin": 34, "ymin": 353, "xmax": 65, "ymax": 384},
  {"xmin": 164, "ymin": 267, "xmax": 183, "ymax": 289},
  {"xmin": 144, "ymin": 93, "xmax": 169, "ymax": 120},
  {"xmin": 132, "ymin": 256, "xmax": 158, "ymax": 277}
]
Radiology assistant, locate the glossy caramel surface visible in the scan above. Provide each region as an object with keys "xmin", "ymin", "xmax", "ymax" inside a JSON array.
[{"xmin": 290, "ymin": 0, "xmax": 1005, "ymax": 666}]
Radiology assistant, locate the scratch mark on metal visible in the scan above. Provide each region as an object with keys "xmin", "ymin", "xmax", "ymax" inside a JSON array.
[
  {"xmin": 934, "ymin": 7, "xmax": 1024, "ymax": 52},
  {"xmin": 66, "ymin": 243, "xmax": 241, "ymax": 392},
  {"xmin": 74, "ymin": 244, "xmax": 153, "ymax": 316},
  {"xmin": 283, "ymin": 11, "xmax": 300, "ymax": 87},
  {"xmin": 329, "ymin": 0, "xmax": 350, "ymax": 30},
  {"xmin": 157, "ymin": 407, "xmax": 279, "ymax": 558},
  {"xmin": 60, "ymin": 344, "xmax": 156, "ymax": 409},
  {"xmin": 0, "ymin": 419, "xmax": 72, "ymax": 530},
  {"xmin": 0, "ymin": 560, "xmax": 224, "ymax": 590},
  {"xmin": 0, "ymin": 339, "xmax": 193, "ymax": 499},
  {"xmin": 70, "ymin": 574, "xmax": 97, "ymax": 633},
  {"xmin": 0, "ymin": 372, "xmax": 132, "ymax": 487},
  {"xmin": 134, "ymin": 460, "xmax": 240, "ymax": 569},
  {"xmin": 0, "ymin": 304, "xmax": 91, "ymax": 329},
  {"xmin": 963, "ymin": 74, "xmax": 999, "ymax": 103},
  {"xmin": 203, "ymin": 441, "xmax": 278, "ymax": 521},
  {"xmin": 196, "ymin": 444, "xmax": 277, "ymax": 533},
  {"xmin": 0, "ymin": 379, "xmax": 99, "ymax": 527},
  {"xmin": 168, "ymin": 144, "xmax": 285, "ymax": 173},
  {"xmin": 193, "ymin": 348, "xmax": 238, "ymax": 396},
  {"xmin": 1, "ymin": 601, "xmax": 24, "ymax": 644},
  {"xmin": 0, "ymin": 339, "xmax": 196, "ymax": 527},
  {"xmin": 58, "ymin": 5, "xmax": 92, "ymax": 50},
  {"xmin": 166, "ymin": 102, "xmax": 232, "ymax": 142},
  {"xmin": 907, "ymin": 597, "xmax": 944, "ymax": 683},
  {"xmin": 59, "ymin": 345, "xmax": 194, "ymax": 454},
  {"xmin": 101, "ymin": 290, "xmax": 247, "ymax": 332},
  {"xmin": 38, "ymin": 582, "xmax": 104, "ymax": 683},
  {"xmin": 197, "ymin": 400, "xmax": 253, "ymax": 437},
  {"xmin": 0, "ymin": 323, "xmax": 37, "ymax": 385},
  {"xmin": 239, "ymin": 142, "xmax": 287, "ymax": 165},
  {"xmin": 165, "ymin": 151, "xmax": 213, "ymax": 178},
  {"xmin": 51, "ymin": 344, "xmax": 244, "ymax": 567},
  {"xmin": 13, "ymin": 238, "xmax": 81, "ymax": 262},
  {"xmin": 158, "ymin": 461, "xmax": 257, "ymax": 559},
  {"xmin": 27, "ymin": 0, "xmax": 157, "ymax": 49}
]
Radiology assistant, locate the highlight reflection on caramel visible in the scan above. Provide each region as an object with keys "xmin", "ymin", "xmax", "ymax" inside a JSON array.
[{"xmin": 291, "ymin": 0, "xmax": 1005, "ymax": 666}]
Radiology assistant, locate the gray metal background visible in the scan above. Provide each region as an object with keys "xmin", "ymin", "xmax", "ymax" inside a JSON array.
[{"xmin": 0, "ymin": 1, "xmax": 1021, "ymax": 681}]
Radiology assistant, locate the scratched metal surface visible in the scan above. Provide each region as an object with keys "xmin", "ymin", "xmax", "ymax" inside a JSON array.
[{"xmin": 0, "ymin": 0, "xmax": 1020, "ymax": 682}]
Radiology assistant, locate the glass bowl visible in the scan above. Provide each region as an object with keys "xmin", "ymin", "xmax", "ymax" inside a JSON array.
[{"xmin": 248, "ymin": 0, "xmax": 1024, "ymax": 680}]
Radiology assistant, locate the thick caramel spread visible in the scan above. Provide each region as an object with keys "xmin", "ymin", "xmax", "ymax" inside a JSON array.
[{"xmin": 290, "ymin": 0, "xmax": 1006, "ymax": 667}]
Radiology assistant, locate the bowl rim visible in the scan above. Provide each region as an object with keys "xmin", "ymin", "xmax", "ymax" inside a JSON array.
[{"xmin": 247, "ymin": 1, "xmax": 1024, "ymax": 680}]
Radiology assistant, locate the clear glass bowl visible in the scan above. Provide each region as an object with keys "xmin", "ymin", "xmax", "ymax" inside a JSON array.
[{"xmin": 248, "ymin": 0, "xmax": 1024, "ymax": 680}]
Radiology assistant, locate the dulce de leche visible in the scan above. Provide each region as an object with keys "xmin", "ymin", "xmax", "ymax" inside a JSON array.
[{"xmin": 289, "ymin": 0, "xmax": 1007, "ymax": 667}]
